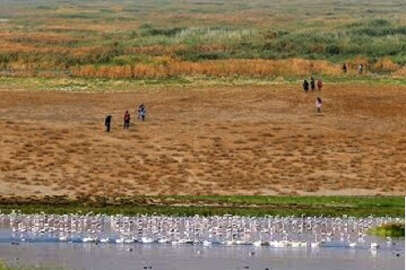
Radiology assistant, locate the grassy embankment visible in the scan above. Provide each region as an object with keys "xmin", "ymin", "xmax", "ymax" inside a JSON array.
[
  {"xmin": 0, "ymin": 196, "xmax": 403, "ymax": 217},
  {"xmin": 2, "ymin": 73, "xmax": 406, "ymax": 93}
]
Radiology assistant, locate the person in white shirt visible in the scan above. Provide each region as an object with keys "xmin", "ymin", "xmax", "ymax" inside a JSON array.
[
  {"xmin": 316, "ymin": 97, "xmax": 322, "ymax": 113},
  {"xmin": 138, "ymin": 104, "xmax": 146, "ymax": 121}
]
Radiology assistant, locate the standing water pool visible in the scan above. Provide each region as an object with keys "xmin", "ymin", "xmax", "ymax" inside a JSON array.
[{"xmin": 0, "ymin": 214, "xmax": 404, "ymax": 270}]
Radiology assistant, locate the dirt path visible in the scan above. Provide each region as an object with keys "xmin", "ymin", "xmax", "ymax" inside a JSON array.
[{"xmin": 0, "ymin": 83, "xmax": 405, "ymax": 200}]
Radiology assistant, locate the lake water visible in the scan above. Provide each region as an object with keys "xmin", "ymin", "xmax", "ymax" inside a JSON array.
[{"xmin": 0, "ymin": 214, "xmax": 404, "ymax": 270}]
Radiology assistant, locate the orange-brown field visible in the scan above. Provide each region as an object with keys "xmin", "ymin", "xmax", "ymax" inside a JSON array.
[{"xmin": 0, "ymin": 83, "xmax": 405, "ymax": 200}]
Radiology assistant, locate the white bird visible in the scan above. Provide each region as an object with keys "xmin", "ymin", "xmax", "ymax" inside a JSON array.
[
  {"xmin": 235, "ymin": 240, "xmax": 249, "ymax": 245},
  {"xmin": 115, "ymin": 238, "xmax": 125, "ymax": 244},
  {"xmin": 158, "ymin": 238, "xmax": 169, "ymax": 244},
  {"xmin": 202, "ymin": 240, "xmax": 212, "ymax": 246},
  {"xmin": 291, "ymin": 241, "xmax": 307, "ymax": 248},
  {"xmin": 125, "ymin": 237, "xmax": 136, "ymax": 244},
  {"xmin": 141, "ymin": 237, "xmax": 154, "ymax": 244},
  {"xmin": 224, "ymin": 240, "xmax": 236, "ymax": 246},
  {"xmin": 311, "ymin": 241, "xmax": 320, "ymax": 248},
  {"xmin": 82, "ymin": 236, "xmax": 96, "ymax": 243},
  {"xmin": 253, "ymin": 240, "xmax": 262, "ymax": 247},
  {"xmin": 58, "ymin": 235, "xmax": 68, "ymax": 242},
  {"xmin": 100, "ymin": 238, "xmax": 110, "ymax": 243}
]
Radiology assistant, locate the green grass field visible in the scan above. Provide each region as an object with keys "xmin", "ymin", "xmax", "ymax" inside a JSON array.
[{"xmin": 1, "ymin": 196, "xmax": 403, "ymax": 217}]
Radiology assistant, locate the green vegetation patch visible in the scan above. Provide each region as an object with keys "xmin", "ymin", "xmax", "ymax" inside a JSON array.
[
  {"xmin": 0, "ymin": 261, "xmax": 61, "ymax": 270},
  {"xmin": 368, "ymin": 223, "xmax": 405, "ymax": 238},
  {"xmin": 0, "ymin": 196, "xmax": 403, "ymax": 217}
]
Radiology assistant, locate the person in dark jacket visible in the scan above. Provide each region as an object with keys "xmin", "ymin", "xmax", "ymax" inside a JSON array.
[
  {"xmin": 342, "ymin": 63, "xmax": 347, "ymax": 73},
  {"xmin": 303, "ymin": 80, "xmax": 309, "ymax": 92},
  {"xmin": 310, "ymin": 76, "xmax": 315, "ymax": 91},
  {"xmin": 123, "ymin": 110, "xmax": 130, "ymax": 129},
  {"xmin": 138, "ymin": 104, "xmax": 146, "ymax": 121},
  {"xmin": 105, "ymin": 115, "xmax": 112, "ymax": 132}
]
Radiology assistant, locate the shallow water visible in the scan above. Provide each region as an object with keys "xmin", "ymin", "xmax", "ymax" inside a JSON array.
[
  {"xmin": 1, "ymin": 242, "xmax": 404, "ymax": 270},
  {"xmin": 0, "ymin": 214, "xmax": 404, "ymax": 270}
]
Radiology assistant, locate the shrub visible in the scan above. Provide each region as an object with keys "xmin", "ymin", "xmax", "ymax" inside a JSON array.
[
  {"xmin": 368, "ymin": 223, "xmax": 405, "ymax": 237},
  {"xmin": 372, "ymin": 58, "xmax": 399, "ymax": 73}
]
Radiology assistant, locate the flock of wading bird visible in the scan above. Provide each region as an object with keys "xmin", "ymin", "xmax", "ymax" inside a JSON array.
[{"xmin": 2, "ymin": 212, "xmax": 403, "ymax": 252}]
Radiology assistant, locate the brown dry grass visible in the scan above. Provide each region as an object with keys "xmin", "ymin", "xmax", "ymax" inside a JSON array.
[
  {"xmin": 0, "ymin": 83, "xmax": 405, "ymax": 199},
  {"xmin": 71, "ymin": 59, "xmax": 343, "ymax": 79}
]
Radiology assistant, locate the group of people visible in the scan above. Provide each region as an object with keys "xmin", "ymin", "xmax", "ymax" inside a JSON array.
[
  {"xmin": 306, "ymin": 62, "xmax": 367, "ymax": 114},
  {"xmin": 302, "ymin": 76, "xmax": 323, "ymax": 114},
  {"xmin": 104, "ymin": 104, "xmax": 147, "ymax": 132},
  {"xmin": 342, "ymin": 63, "xmax": 364, "ymax": 74},
  {"xmin": 105, "ymin": 62, "xmax": 368, "ymax": 132},
  {"xmin": 303, "ymin": 77, "xmax": 323, "ymax": 92}
]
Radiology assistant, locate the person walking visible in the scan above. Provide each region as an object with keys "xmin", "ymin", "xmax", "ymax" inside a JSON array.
[
  {"xmin": 316, "ymin": 97, "xmax": 322, "ymax": 113},
  {"xmin": 140, "ymin": 106, "xmax": 146, "ymax": 121},
  {"xmin": 303, "ymin": 79, "xmax": 309, "ymax": 93},
  {"xmin": 105, "ymin": 115, "xmax": 112, "ymax": 132},
  {"xmin": 123, "ymin": 110, "xmax": 130, "ymax": 129},
  {"xmin": 137, "ymin": 104, "xmax": 144, "ymax": 120},
  {"xmin": 138, "ymin": 104, "xmax": 146, "ymax": 121},
  {"xmin": 317, "ymin": 79, "xmax": 323, "ymax": 91},
  {"xmin": 310, "ymin": 76, "xmax": 316, "ymax": 91},
  {"xmin": 358, "ymin": 64, "xmax": 364, "ymax": 74},
  {"xmin": 342, "ymin": 63, "xmax": 347, "ymax": 73}
]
